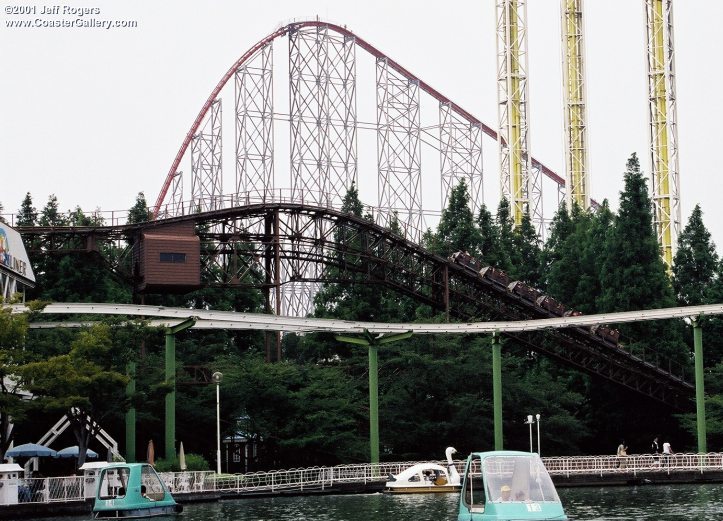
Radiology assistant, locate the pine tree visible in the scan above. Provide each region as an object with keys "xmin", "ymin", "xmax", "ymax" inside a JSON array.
[
  {"xmin": 672, "ymin": 205, "xmax": 718, "ymax": 306},
  {"xmin": 573, "ymin": 201, "xmax": 613, "ymax": 314},
  {"xmin": 430, "ymin": 180, "xmax": 481, "ymax": 258},
  {"xmin": 597, "ymin": 153, "xmax": 684, "ymax": 363},
  {"xmin": 128, "ymin": 192, "xmax": 151, "ymax": 224},
  {"xmin": 476, "ymin": 204, "xmax": 503, "ymax": 267},
  {"xmin": 512, "ymin": 211, "xmax": 541, "ymax": 286},
  {"xmin": 494, "ymin": 198, "xmax": 514, "ymax": 273},
  {"xmin": 38, "ymin": 194, "xmax": 67, "ymax": 226},
  {"xmin": 16, "ymin": 193, "xmax": 37, "ymax": 226}
]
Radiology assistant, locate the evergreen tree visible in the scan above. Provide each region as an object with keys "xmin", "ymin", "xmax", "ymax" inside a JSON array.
[
  {"xmin": 38, "ymin": 194, "xmax": 67, "ymax": 227},
  {"xmin": 573, "ymin": 201, "xmax": 613, "ymax": 314},
  {"xmin": 128, "ymin": 192, "xmax": 151, "ymax": 224},
  {"xmin": 494, "ymin": 198, "xmax": 514, "ymax": 273},
  {"xmin": 16, "ymin": 193, "xmax": 37, "ymax": 226},
  {"xmin": 511, "ymin": 211, "xmax": 542, "ymax": 286},
  {"xmin": 429, "ymin": 180, "xmax": 481, "ymax": 258},
  {"xmin": 597, "ymin": 153, "xmax": 684, "ymax": 364},
  {"xmin": 543, "ymin": 202, "xmax": 581, "ymax": 304},
  {"xmin": 0, "ymin": 202, "xmax": 5, "ymax": 224},
  {"xmin": 476, "ymin": 204, "xmax": 504, "ymax": 267},
  {"xmin": 672, "ymin": 205, "xmax": 718, "ymax": 306}
]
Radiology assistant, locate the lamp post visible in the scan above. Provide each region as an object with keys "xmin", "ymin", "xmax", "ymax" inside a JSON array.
[
  {"xmin": 525, "ymin": 415, "xmax": 534, "ymax": 452},
  {"xmin": 536, "ymin": 413, "xmax": 541, "ymax": 456},
  {"xmin": 212, "ymin": 371, "xmax": 223, "ymax": 474}
]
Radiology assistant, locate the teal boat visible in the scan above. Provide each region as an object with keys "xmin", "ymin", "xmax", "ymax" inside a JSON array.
[
  {"xmin": 457, "ymin": 451, "xmax": 568, "ymax": 521},
  {"xmin": 93, "ymin": 463, "xmax": 183, "ymax": 519}
]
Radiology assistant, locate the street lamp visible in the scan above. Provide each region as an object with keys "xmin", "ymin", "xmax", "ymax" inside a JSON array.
[
  {"xmin": 524, "ymin": 415, "xmax": 534, "ymax": 452},
  {"xmin": 212, "ymin": 371, "xmax": 223, "ymax": 474},
  {"xmin": 536, "ymin": 413, "xmax": 541, "ymax": 456}
]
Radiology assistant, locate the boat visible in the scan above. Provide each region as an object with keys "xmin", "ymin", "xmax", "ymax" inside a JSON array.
[
  {"xmin": 457, "ymin": 451, "xmax": 568, "ymax": 520},
  {"xmin": 92, "ymin": 462, "xmax": 183, "ymax": 519},
  {"xmin": 385, "ymin": 446, "xmax": 461, "ymax": 493}
]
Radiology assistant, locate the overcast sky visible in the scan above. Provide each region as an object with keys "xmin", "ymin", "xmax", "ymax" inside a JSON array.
[{"xmin": 2, "ymin": 0, "xmax": 721, "ymax": 251}]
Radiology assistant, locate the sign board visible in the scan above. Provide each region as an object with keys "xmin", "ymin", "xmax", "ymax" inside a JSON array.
[{"xmin": 0, "ymin": 222, "xmax": 35, "ymax": 283}]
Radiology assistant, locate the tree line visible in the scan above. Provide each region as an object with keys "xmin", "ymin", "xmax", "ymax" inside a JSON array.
[{"xmin": 2, "ymin": 152, "xmax": 723, "ymax": 469}]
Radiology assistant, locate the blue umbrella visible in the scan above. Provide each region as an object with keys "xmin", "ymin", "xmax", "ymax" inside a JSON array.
[
  {"xmin": 5, "ymin": 443, "xmax": 57, "ymax": 458},
  {"xmin": 56, "ymin": 446, "xmax": 98, "ymax": 459}
]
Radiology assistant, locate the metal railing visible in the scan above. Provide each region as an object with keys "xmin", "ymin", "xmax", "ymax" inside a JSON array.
[{"xmin": 3, "ymin": 453, "xmax": 723, "ymax": 506}]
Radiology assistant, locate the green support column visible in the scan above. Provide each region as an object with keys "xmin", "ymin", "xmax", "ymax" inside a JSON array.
[
  {"xmin": 492, "ymin": 331, "xmax": 503, "ymax": 450},
  {"xmin": 335, "ymin": 330, "xmax": 413, "ymax": 467},
  {"xmin": 165, "ymin": 317, "xmax": 196, "ymax": 461},
  {"xmin": 693, "ymin": 318, "xmax": 707, "ymax": 454},
  {"xmin": 369, "ymin": 344, "xmax": 379, "ymax": 466},
  {"xmin": 125, "ymin": 361, "xmax": 136, "ymax": 462}
]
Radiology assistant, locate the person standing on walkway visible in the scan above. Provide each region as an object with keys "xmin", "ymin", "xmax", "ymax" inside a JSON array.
[
  {"xmin": 662, "ymin": 441, "xmax": 672, "ymax": 455},
  {"xmin": 651, "ymin": 437, "xmax": 660, "ymax": 454},
  {"xmin": 616, "ymin": 440, "xmax": 628, "ymax": 468}
]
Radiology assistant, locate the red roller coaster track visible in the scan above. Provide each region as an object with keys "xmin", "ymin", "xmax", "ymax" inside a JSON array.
[{"xmin": 152, "ymin": 20, "xmax": 567, "ymax": 217}]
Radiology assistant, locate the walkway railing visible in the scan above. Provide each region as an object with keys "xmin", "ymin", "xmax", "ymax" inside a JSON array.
[{"xmin": 4, "ymin": 453, "xmax": 723, "ymax": 505}]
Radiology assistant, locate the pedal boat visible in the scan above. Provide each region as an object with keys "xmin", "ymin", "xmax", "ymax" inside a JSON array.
[
  {"xmin": 457, "ymin": 451, "xmax": 568, "ymax": 520},
  {"xmin": 386, "ymin": 446, "xmax": 461, "ymax": 493},
  {"xmin": 93, "ymin": 462, "xmax": 183, "ymax": 519}
]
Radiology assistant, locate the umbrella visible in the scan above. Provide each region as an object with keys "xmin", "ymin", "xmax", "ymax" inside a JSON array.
[
  {"xmin": 147, "ymin": 439, "xmax": 155, "ymax": 466},
  {"xmin": 6, "ymin": 443, "xmax": 57, "ymax": 458},
  {"xmin": 178, "ymin": 441, "xmax": 187, "ymax": 471},
  {"xmin": 56, "ymin": 446, "xmax": 98, "ymax": 459}
]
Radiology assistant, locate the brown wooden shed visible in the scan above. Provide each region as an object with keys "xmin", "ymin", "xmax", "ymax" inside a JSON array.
[{"xmin": 134, "ymin": 222, "xmax": 201, "ymax": 292}]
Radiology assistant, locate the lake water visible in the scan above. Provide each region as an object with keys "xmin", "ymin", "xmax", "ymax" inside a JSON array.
[{"xmin": 51, "ymin": 483, "xmax": 723, "ymax": 520}]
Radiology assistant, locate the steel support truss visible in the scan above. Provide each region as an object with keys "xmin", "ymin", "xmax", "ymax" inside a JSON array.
[
  {"xmin": 496, "ymin": 0, "xmax": 542, "ymax": 233},
  {"xmin": 440, "ymin": 102, "xmax": 484, "ymax": 215},
  {"xmin": 561, "ymin": 0, "xmax": 590, "ymax": 211},
  {"xmin": 287, "ymin": 24, "xmax": 358, "ymax": 316},
  {"xmin": 235, "ymin": 42, "xmax": 274, "ymax": 205},
  {"xmin": 168, "ymin": 171, "xmax": 183, "ymax": 218},
  {"xmin": 18, "ymin": 207, "xmax": 693, "ymax": 407},
  {"xmin": 289, "ymin": 24, "xmax": 358, "ymax": 207},
  {"xmin": 191, "ymin": 99, "xmax": 223, "ymax": 213},
  {"xmin": 645, "ymin": 0, "xmax": 681, "ymax": 272},
  {"xmin": 376, "ymin": 57, "xmax": 423, "ymax": 242}
]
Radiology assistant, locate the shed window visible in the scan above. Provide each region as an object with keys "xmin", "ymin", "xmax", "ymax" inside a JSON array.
[{"xmin": 160, "ymin": 252, "xmax": 186, "ymax": 263}]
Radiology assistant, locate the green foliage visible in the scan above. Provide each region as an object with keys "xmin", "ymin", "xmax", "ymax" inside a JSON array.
[
  {"xmin": 16, "ymin": 193, "xmax": 37, "ymax": 226},
  {"xmin": 128, "ymin": 192, "xmax": 152, "ymax": 224},
  {"xmin": 672, "ymin": 205, "xmax": 718, "ymax": 306},
  {"xmin": 154, "ymin": 453, "xmax": 210, "ymax": 472},
  {"xmin": 429, "ymin": 180, "xmax": 481, "ymax": 258}
]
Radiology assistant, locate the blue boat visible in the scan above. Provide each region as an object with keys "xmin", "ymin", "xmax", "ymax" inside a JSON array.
[
  {"xmin": 457, "ymin": 451, "xmax": 568, "ymax": 521},
  {"xmin": 93, "ymin": 462, "xmax": 183, "ymax": 519}
]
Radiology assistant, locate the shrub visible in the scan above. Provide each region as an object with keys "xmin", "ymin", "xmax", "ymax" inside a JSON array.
[{"xmin": 154, "ymin": 453, "xmax": 210, "ymax": 472}]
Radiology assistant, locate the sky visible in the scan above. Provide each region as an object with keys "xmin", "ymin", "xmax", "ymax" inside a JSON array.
[{"xmin": 1, "ymin": 0, "xmax": 722, "ymax": 251}]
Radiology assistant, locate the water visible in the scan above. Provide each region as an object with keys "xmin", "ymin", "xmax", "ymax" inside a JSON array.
[{"xmin": 53, "ymin": 483, "xmax": 723, "ymax": 520}]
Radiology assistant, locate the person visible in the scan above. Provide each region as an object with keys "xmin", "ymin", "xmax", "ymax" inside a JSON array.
[
  {"xmin": 617, "ymin": 441, "xmax": 628, "ymax": 457},
  {"xmin": 663, "ymin": 441, "xmax": 673, "ymax": 455},
  {"xmin": 495, "ymin": 485, "xmax": 512, "ymax": 502},
  {"xmin": 140, "ymin": 485, "xmax": 154, "ymax": 501},
  {"xmin": 617, "ymin": 440, "xmax": 628, "ymax": 468},
  {"xmin": 651, "ymin": 437, "xmax": 660, "ymax": 454}
]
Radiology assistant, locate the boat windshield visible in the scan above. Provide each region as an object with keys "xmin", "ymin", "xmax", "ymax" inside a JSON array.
[
  {"xmin": 141, "ymin": 464, "xmax": 166, "ymax": 501},
  {"xmin": 483, "ymin": 455, "xmax": 559, "ymax": 503},
  {"xmin": 98, "ymin": 467, "xmax": 130, "ymax": 500}
]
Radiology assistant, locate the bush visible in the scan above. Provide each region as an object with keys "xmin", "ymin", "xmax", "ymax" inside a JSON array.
[{"xmin": 154, "ymin": 453, "xmax": 210, "ymax": 472}]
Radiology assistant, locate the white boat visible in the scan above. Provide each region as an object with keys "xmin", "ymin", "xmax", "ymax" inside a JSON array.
[{"xmin": 385, "ymin": 446, "xmax": 461, "ymax": 493}]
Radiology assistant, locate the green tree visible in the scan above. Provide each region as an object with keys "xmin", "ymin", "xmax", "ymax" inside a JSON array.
[
  {"xmin": 494, "ymin": 198, "xmax": 515, "ymax": 273},
  {"xmin": 672, "ymin": 205, "xmax": 718, "ymax": 306},
  {"xmin": 428, "ymin": 180, "xmax": 481, "ymax": 258},
  {"xmin": 19, "ymin": 323, "xmax": 129, "ymax": 466},
  {"xmin": 38, "ymin": 194, "xmax": 67, "ymax": 227},
  {"xmin": 476, "ymin": 204, "xmax": 504, "ymax": 267},
  {"xmin": 16, "ymin": 193, "xmax": 37, "ymax": 227},
  {"xmin": 128, "ymin": 192, "xmax": 151, "ymax": 224},
  {"xmin": 511, "ymin": 211, "xmax": 541, "ymax": 286},
  {"xmin": 0, "ymin": 304, "xmax": 34, "ymax": 458},
  {"xmin": 597, "ymin": 153, "xmax": 685, "ymax": 363}
]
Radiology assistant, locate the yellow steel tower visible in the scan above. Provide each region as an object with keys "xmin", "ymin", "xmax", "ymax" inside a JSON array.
[
  {"xmin": 561, "ymin": 0, "xmax": 590, "ymax": 211},
  {"xmin": 645, "ymin": 0, "xmax": 681, "ymax": 271},
  {"xmin": 496, "ymin": 0, "xmax": 535, "ymax": 227}
]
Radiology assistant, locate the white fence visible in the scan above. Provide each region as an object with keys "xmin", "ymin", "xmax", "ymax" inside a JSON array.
[{"xmin": 3, "ymin": 453, "xmax": 723, "ymax": 505}]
